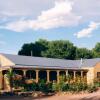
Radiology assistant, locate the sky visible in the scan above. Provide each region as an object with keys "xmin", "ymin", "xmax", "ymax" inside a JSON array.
[{"xmin": 0, "ymin": 0, "xmax": 100, "ymax": 54}]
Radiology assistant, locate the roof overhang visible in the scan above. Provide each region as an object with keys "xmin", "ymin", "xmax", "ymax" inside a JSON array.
[{"xmin": 11, "ymin": 65, "xmax": 88, "ymax": 71}]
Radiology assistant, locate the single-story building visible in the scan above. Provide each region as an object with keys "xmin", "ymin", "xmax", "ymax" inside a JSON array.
[{"xmin": 0, "ymin": 53, "xmax": 100, "ymax": 91}]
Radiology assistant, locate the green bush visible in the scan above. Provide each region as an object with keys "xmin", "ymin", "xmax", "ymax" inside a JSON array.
[
  {"xmin": 52, "ymin": 82, "xmax": 59, "ymax": 92},
  {"xmin": 12, "ymin": 75, "xmax": 99, "ymax": 93},
  {"xmin": 52, "ymin": 75, "xmax": 97, "ymax": 93},
  {"xmin": 61, "ymin": 83, "xmax": 70, "ymax": 91},
  {"xmin": 68, "ymin": 82, "xmax": 88, "ymax": 92},
  {"xmin": 38, "ymin": 80, "xmax": 53, "ymax": 93},
  {"xmin": 46, "ymin": 82, "xmax": 53, "ymax": 93},
  {"xmin": 23, "ymin": 82, "xmax": 38, "ymax": 91},
  {"xmin": 13, "ymin": 79, "xmax": 23, "ymax": 88},
  {"xmin": 87, "ymin": 85, "xmax": 97, "ymax": 93},
  {"xmin": 94, "ymin": 78, "xmax": 100, "ymax": 87},
  {"xmin": 38, "ymin": 80, "xmax": 46, "ymax": 92}
]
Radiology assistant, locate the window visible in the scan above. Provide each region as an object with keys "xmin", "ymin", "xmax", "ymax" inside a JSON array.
[{"xmin": 97, "ymin": 72, "xmax": 100, "ymax": 78}]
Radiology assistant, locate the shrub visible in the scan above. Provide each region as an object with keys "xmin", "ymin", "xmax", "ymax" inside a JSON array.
[
  {"xmin": 69, "ymin": 82, "xmax": 88, "ymax": 92},
  {"xmin": 87, "ymin": 85, "xmax": 97, "ymax": 93},
  {"xmin": 52, "ymin": 75, "xmax": 95, "ymax": 93},
  {"xmin": 13, "ymin": 79, "xmax": 23, "ymax": 88},
  {"xmin": 46, "ymin": 82, "xmax": 53, "ymax": 93},
  {"xmin": 38, "ymin": 80, "xmax": 46, "ymax": 92},
  {"xmin": 24, "ymin": 82, "xmax": 38, "ymax": 91},
  {"xmin": 61, "ymin": 83, "xmax": 70, "ymax": 91},
  {"xmin": 12, "ymin": 74, "xmax": 99, "ymax": 93},
  {"xmin": 94, "ymin": 78, "xmax": 100, "ymax": 87},
  {"xmin": 52, "ymin": 82, "xmax": 59, "ymax": 92},
  {"xmin": 38, "ymin": 80, "xmax": 53, "ymax": 94}
]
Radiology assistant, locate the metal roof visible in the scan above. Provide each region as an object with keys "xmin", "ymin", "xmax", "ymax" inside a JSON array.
[
  {"xmin": 1, "ymin": 53, "xmax": 100, "ymax": 69},
  {"xmin": 81, "ymin": 58, "xmax": 100, "ymax": 67}
]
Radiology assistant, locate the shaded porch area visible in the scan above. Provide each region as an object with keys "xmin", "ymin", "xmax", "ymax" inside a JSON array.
[{"xmin": 0, "ymin": 68, "xmax": 88, "ymax": 91}]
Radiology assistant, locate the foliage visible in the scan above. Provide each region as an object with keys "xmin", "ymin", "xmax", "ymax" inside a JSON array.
[
  {"xmin": 69, "ymin": 82, "xmax": 88, "ymax": 92},
  {"xmin": 22, "ymin": 79, "xmax": 53, "ymax": 93},
  {"xmin": 6, "ymin": 69, "xmax": 15, "ymax": 91},
  {"xmin": 6, "ymin": 69, "xmax": 99, "ymax": 93},
  {"xmin": 75, "ymin": 48, "xmax": 94, "ymax": 59},
  {"xmin": 51, "ymin": 75, "xmax": 98, "ymax": 93},
  {"xmin": 38, "ymin": 80, "xmax": 46, "ymax": 92},
  {"xmin": 18, "ymin": 39, "xmax": 100, "ymax": 59},
  {"xmin": 18, "ymin": 39, "xmax": 48, "ymax": 57},
  {"xmin": 23, "ymin": 82, "xmax": 38, "ymax": 91},
  {"xmin": 87, "ymin": 85, "xmax": 97, "ymax": 93},
  {"xmin": 13, "ymin": 78, "xmax": 24, "ymax": 89},
  {"xmin": 94, "ymin": 78, "xmax": 100, "ymax": 87},
  {"xmin": 38, "ymin": 80, "xmax": 53, "ymax": 93},
  {"xmin": 93, "ymin": 42, "xmax": 100, "ymax": 57},
  {"xmin": 11, "ymin": 75, "xmax": 99, "ymax": 93},
  {"xmin": 42, "ymin": 40, "xmax": 76, "ymax": 59}
]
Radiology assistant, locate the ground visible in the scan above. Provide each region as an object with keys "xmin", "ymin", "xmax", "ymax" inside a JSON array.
[
  {"xmin": 0, "ymin": 90, "xmax": 100, "ymax": 100},
  {"xmin": 39, "ymin": 91, "xmax": 100, "ymax": 100}
]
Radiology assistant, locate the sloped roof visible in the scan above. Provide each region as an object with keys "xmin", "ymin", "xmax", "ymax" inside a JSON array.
[
  {"xmin": 81, "ymin": 58, "xmax": 100, "ymax": 67},
  {"xmin": 1, "ymin": 53, "xmax": 100, "ymax": 69}
]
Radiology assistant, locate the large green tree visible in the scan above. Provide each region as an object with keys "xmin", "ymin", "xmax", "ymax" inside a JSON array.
[
  {"xmin": 18, "ymin": 39, "xmax": 48, "ymax": 57},
  {"xmin": 42, "ymin": 40, "xmax": 76, "ymax": 59},
  {"xmin": 75, "ymin": 48, "xmax": 94, "ymax": 59},
  {"xmin": 18, "ymin": 39, "xmax": 99, "ymax": 59},
  {"xmin": 93, "ymin": 42, "xmax": 100, "ymax": 57},
  {"xmin": 18, "ymin": 43, "xmax": 34, "ymax": 56}
]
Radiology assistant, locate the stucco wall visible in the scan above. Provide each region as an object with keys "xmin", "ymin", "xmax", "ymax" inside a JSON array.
[
  {"xmin": 0, "ymin": 54, "xmax": 15, "ymax": 67},
  {"xmin": 87, "ymin": 67, "xmax": 95, "ymax": 84},
  {"xmin": 0, "ymin": 70, "xmax": 3, "ymax": 90},
  {"xmin": 94, "ymin": 62, "xmax": 100, "ymax": 79},
  {"xmin": 83, "ymin": 67, "xmax": 94, "ymax": 84},
  {"xmin": 84, "ymin": 62, "xmax": 100, "ymax": 84}
]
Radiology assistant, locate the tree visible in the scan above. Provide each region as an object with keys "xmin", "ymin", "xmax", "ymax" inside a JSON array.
[
  {"xmin": 18, "ymin": 43, "xmax": 34, "ymax": 56},
  {"xmin": 35, "ymin": 39, "xmax": 49, "ymax": 56},
  {"xmin": 75, "ymin": 48, "xmax": 94, "ymax": 59},
  {"xmin": 42, "ymin": 40, "xmax": 76, "ymax": 60},
  {"xmin": 93, "ymin": 42, "xmax": 100, "ymax": 57},
  {"xmin": 18, "ymin": 39, "xmax": 99, "ymax": 60},
  {"xmin": 18, "ymin": 39, "xmax": 48, "ymax": 57}
]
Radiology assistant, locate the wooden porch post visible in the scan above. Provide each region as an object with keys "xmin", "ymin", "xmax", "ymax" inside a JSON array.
[
  {"xmin": 81, "ymin": 71, "xmax": 83, "ymax": 78},
  {"xmin": 57, "ymin": 70, "xmax": 60, "ymax": 83},
  {"xmin": 66, "ymin": 70, "xmax": 68, "ymax": 77},
  {"xmin": 36, "ymin": 70, "xmax": 39, "ymax": 83},
  {"xmin": 47, "ymin": 70, "xmax": 50, "ymax": 83},
  {"xmin": 73, "ymin": 71, "xmax": 76, "ymax": 80},
  {"xmin": 23, "ymin": 70, "xmax": 27, "ymax": 77}
]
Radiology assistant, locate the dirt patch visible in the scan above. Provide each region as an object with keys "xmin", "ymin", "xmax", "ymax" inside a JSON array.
[
  {"xmin": 0, "ymin": 90, "xmax": 100, "ymax": 100},
  {"xmin": 37, "ymin": 90, "xmax": 100, "ymax": 100}
]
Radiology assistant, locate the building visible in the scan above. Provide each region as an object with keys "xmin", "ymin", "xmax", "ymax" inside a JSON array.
[{"xmin": 0, "ymin": 53, "xmax": 100, "ymax": 91}]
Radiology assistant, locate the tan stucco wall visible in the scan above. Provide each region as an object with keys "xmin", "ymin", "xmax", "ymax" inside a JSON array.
[
  {"xmin": 0, "ymin": 70, "xmax": 3, "ymax": 90},
  {"xmin": 94, "ymin": 62, "xmax": 100, "ymax": 79},
  {"xmin": 83, "ymin": 61, "xmax": 100, "ymax": 84},
  {"xmin": 0, "ymin": 54, "xmax": 15, "ymax": 67},
  {"xmin": 87, "ymin": 68, "xmax": 95, "ymax": 84},
  {"xmin": 83, "ymin": 67, "xmax": 94, "ymax": 84}
]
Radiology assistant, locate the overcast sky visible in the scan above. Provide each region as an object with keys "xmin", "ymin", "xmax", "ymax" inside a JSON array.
[{"xmin": 0, "ymin": 0, "xmax": 100, "ymax": 54}]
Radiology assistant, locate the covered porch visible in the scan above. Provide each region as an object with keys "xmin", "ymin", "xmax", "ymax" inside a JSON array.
[{"xmin": 0, "ymin": 66, "xmax": 88, "ymax": 91}]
